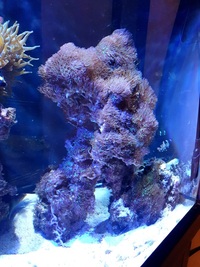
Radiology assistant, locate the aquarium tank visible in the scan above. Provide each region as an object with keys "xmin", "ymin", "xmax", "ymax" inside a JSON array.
[{"xmin": 0, "ymin": 0, "xmax": 200, "ymax": 266}]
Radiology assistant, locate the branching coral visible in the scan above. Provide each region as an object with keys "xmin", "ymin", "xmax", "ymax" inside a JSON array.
[{"xmin": 34, "ymin": 29, "xmax": 159, "ymax": 242}]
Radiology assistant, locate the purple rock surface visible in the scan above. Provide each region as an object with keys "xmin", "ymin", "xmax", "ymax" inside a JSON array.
[{"xmin": 34, "ymin": 29, "xmax": 159, "ymax": 242}]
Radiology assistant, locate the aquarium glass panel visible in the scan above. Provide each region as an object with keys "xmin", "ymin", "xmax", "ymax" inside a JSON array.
[{"xmin": 0, "ymin": 1, "xmax": 200, "ymax": 266}]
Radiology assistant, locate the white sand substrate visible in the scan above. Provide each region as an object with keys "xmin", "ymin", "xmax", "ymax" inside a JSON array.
[{"xmin": 0, "ymin": 189, "xmax": 193, "ymax": 267}]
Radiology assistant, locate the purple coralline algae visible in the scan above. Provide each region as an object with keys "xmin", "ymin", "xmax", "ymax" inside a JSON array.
[
  {"xmin": 0, "ymin": 106, "xmax": 16, "ymax": 224},
  {"xmin": 34, "ymin": 29, "xmax": 160, "ymax": 242}
]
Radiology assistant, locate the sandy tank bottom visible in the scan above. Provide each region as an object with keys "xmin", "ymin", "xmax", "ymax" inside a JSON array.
[{"xmin": 0, "ymin": 189, "xmax": 193, "ymax": 267}]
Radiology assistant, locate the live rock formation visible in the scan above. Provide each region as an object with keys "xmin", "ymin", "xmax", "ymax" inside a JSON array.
[{"xmin": 34, "ymin": 29, "xmax": 159, "ymax": 242}]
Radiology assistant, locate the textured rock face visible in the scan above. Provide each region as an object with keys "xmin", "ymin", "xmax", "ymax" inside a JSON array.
[
  {"xmin": 0, "ymin": 106, "xmax": 16, "ymax": 225},
  {"xmin": 34, "ymin": 29, "xmax": 159, "ymax": 242}
]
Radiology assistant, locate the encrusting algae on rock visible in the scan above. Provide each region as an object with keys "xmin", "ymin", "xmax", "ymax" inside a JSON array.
[
  {"xmin": 34, "ymin": 29, "xmax": 195, "ymax": 243},
  {"xmin": 34, "ymin": 29, "xmax": 160, "ymax": 243}
]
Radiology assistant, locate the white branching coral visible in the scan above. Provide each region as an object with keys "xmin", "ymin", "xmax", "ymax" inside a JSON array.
[{"xmin": 0, "ymin": 20, "xmax": 39, "ymax": 75}]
